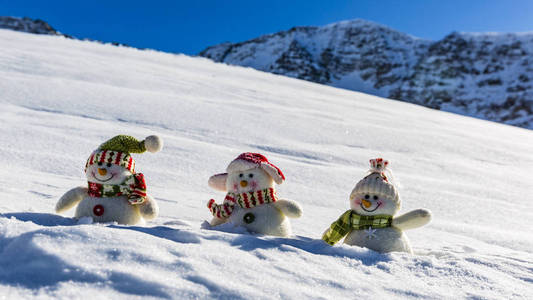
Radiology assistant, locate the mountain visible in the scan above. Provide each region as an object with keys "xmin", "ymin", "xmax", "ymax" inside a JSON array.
[
  {"xmin": 0, "ymin": 16, "xmax": 61, "ymax": 35},
  {"xmin": 200, "ymin": 19, "xmax": 533, "ymax": 129},
  {"xmin": 1, "ymin": 27, "xmax": 533, "ymax": 299},
  {"xmin": 0, "ymin": 16, "xmax": 135, "ymax": 47}
]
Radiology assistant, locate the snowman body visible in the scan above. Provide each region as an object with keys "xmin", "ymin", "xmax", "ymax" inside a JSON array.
[
  {"xmin": 343, "ymin": 226, "xmax": 412, "ymax": 253},
  {"xmin": 207, "ymin": 153, "xmax": 302, "ymax": 237},
  {"xmin": 228, "ymin": 203, "xmax": 292, "ymax": 237},
  {"xmin": 75, "ymin": 195, "xmax": 143, "ymax": 224}
]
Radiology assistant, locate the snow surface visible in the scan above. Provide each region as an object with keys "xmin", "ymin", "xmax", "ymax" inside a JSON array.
[{"xmin": 1, "ymin": 29, "xmax": 533, "ymax": 299}]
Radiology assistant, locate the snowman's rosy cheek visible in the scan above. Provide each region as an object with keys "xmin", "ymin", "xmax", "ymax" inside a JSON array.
[
  {"xmin": 233, "ymin": 183, "xmax": 238, "ymax": 191},
  {"xmin": 354, "ymin": 199, "xmax": 362, "ymax": 205},
  {"xmin": 250, "ymin": 181, "xmax": 258, "ymax": 188}
]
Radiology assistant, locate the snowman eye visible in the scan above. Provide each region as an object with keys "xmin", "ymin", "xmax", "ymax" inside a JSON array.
[
  {"xmin": 373, "ymin": 195, "xmax": 378, "ymax": 200},
  {"xmin": 106, "ymin": 163, "xmax": 112, "ymax": 168},
  {"xmin": 243, "ymin": 213, "xmax": 255, "ymax": 224},
  {"xmin": 364, "ymin": 194, "xmax": 370, "ymax": 199},
  {"xmin": 249, "ymin": 174, "xmax": 254, "ymax": 178},
  {"xmin": 239, "ymin": 173, "xmax": 243, "ymax": 178}
]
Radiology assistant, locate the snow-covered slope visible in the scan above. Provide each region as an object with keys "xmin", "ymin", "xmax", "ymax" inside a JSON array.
[
  {"xmin": 1, "ymin": 28, "xmax": 533, "ymax": 299},
  {"xmin": 200, "ymin": 19, "xmax": 533, "ymax": 129}
]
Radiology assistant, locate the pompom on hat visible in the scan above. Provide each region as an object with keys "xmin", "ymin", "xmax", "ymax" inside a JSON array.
[
  {"xmin": 85, "ymin": 135, "xmax": 163, "ymax": 173},
  {"xmin": 227, "ymin": 152, "xmax": 285, "ymax": 184},
  {"xmin": 351, "ymin": 158, "xmax": 398, "ymax": 201}
]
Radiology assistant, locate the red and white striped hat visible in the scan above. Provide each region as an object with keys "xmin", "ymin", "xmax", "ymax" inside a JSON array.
[
  {"xmin": 85, "ymin": 135, "xmax": 163, "ymax": 173},
  {"xmin": 227, "ymin": 152, "xmax": 285, "ymax": 184}
]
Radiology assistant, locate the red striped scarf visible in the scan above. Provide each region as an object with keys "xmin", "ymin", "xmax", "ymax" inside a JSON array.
[
  {"xmin": 88, "ymin": 173, "xmax": 147, "ymax": 205},
  {"xmin": 207, "ymin": 188, "xmax": 278, "ymax": 219}
]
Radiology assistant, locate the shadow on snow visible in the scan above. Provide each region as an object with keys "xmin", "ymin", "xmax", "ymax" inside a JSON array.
[{"xmin": 204, "ymin": 222, "xmax": 392, "ymax": 266}]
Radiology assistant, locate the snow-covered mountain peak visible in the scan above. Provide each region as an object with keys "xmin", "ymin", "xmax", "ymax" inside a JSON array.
[
  {"xmin": 322, "ymin": 18, "xmax": 422, "ymax": 39},
  {"xmin": 458, "ymin": 30, "xmax": 533, "ymax": 38},
  {"xmin": 200, "ymin": 19, "xmax": 533, "ymax": 129}
]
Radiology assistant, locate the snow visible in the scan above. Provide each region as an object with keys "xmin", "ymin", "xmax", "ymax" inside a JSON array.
[
  {"xmin": 1, "ymin": 28, "xmax": 533, "ymax": 299},
  {"xmin": 330, "ymin": 71, "xmax": 386, "ymax": 97}
]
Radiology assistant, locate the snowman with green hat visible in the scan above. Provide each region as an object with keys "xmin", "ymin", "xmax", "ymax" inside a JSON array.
[{"xmin": 56, "ymin": 135, "xmax": 163, "ymax": 225}]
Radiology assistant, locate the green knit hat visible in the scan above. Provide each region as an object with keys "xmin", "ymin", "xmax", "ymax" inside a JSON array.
[
  {"xmin": 99, "ymin": 135, "xmax": 149, "ymax": 153},
  {"xmin": 85, "ymin": 135, "xmax": 163, "ymax": 173}
]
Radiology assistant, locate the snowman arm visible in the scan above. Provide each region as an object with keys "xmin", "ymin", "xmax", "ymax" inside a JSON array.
[
  {"xmin": 209, "ymin": 216, "xmax": 228, "ymax": 226},
  {"xmin": 55, "ymin": 186, "xmax": 87, "ymax": 213},
  {"xmin": 139, "ymin": 195, "xmax": 159, "ymax": 220},
  {"xmin": 391, "ymin": 209, "xmax": 432, "ymax": 230},
  {"xmin": 274, "ymin": 199, "xmax": 303, "ymax": 218}
]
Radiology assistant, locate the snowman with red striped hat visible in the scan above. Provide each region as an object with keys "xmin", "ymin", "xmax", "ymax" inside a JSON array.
[
  {"xmin": 55, "ymin": 135, "xmax": 162, "ymax": 225},
  {"xmin": 207, "ymin": 152, "xmax": 302, "ymax": 236}
]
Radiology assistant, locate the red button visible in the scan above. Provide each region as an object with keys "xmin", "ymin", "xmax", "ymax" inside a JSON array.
[{"xmin": 93, "ymin": 204, "xmax": 105, "ymax": 216}]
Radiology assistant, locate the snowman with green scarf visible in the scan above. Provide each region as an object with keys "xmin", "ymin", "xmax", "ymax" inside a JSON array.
[
  {"xmin": 322, "ymin": 158, "xmax": 432, "ymax": 253},
  {"xmin": 207, "ymin": 152, "xmax": 303, "ymax": 237},
  {"xmin": 55, "ymin": 135, "xmax": 162, "ymax": 225}
]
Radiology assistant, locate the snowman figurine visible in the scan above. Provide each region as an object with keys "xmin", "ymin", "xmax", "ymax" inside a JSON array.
[
  {"xmin": 207, "ymin": 152, "xmax": 302, "ymax": 237},
  {"xmin": 322, "ymin": 158, "xmax": 431, "ymax": 253},
  {"xmin": 55, "ymin": 135, "xmax": 162, "ymax": 225}
]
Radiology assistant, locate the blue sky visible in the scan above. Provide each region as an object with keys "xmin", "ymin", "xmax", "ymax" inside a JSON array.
[{"xmin": 2, "ymin": 0, "xmax": 532, "ymax": 55}]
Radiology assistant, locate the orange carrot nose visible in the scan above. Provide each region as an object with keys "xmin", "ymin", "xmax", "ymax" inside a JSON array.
[
  {"xmin": 240, "ymin": 180, "xmax": 248, "ymax": 187},
  {"xmin": 362, "ymin": 199, "xmax": 372, "ymax": 208},
  {"xmin": 98, "ymin": 168, "xmax": 107, "ymax": 176}
]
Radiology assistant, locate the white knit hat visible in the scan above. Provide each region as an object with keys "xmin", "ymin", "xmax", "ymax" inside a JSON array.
[{"xmin": 351, "ymin": 158, "xmax": 398, "ymax": 200}]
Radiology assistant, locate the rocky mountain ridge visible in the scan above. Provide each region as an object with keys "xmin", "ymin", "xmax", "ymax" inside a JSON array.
[
  {"xmin": 0, "ymin": 16, "xmax": 62, "ymax": 36},
  {"xmin": 200, "ymin": 19, "xmax": 533, "ymax": 129},
  {"xmin": 0, "ymin": 16, "xmax": 133, "ymax": 47}
]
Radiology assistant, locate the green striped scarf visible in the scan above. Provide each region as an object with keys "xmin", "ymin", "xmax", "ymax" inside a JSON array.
[{"xmin": 322, "ymin": 210, "xmax": 392, "ymax": 245}]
